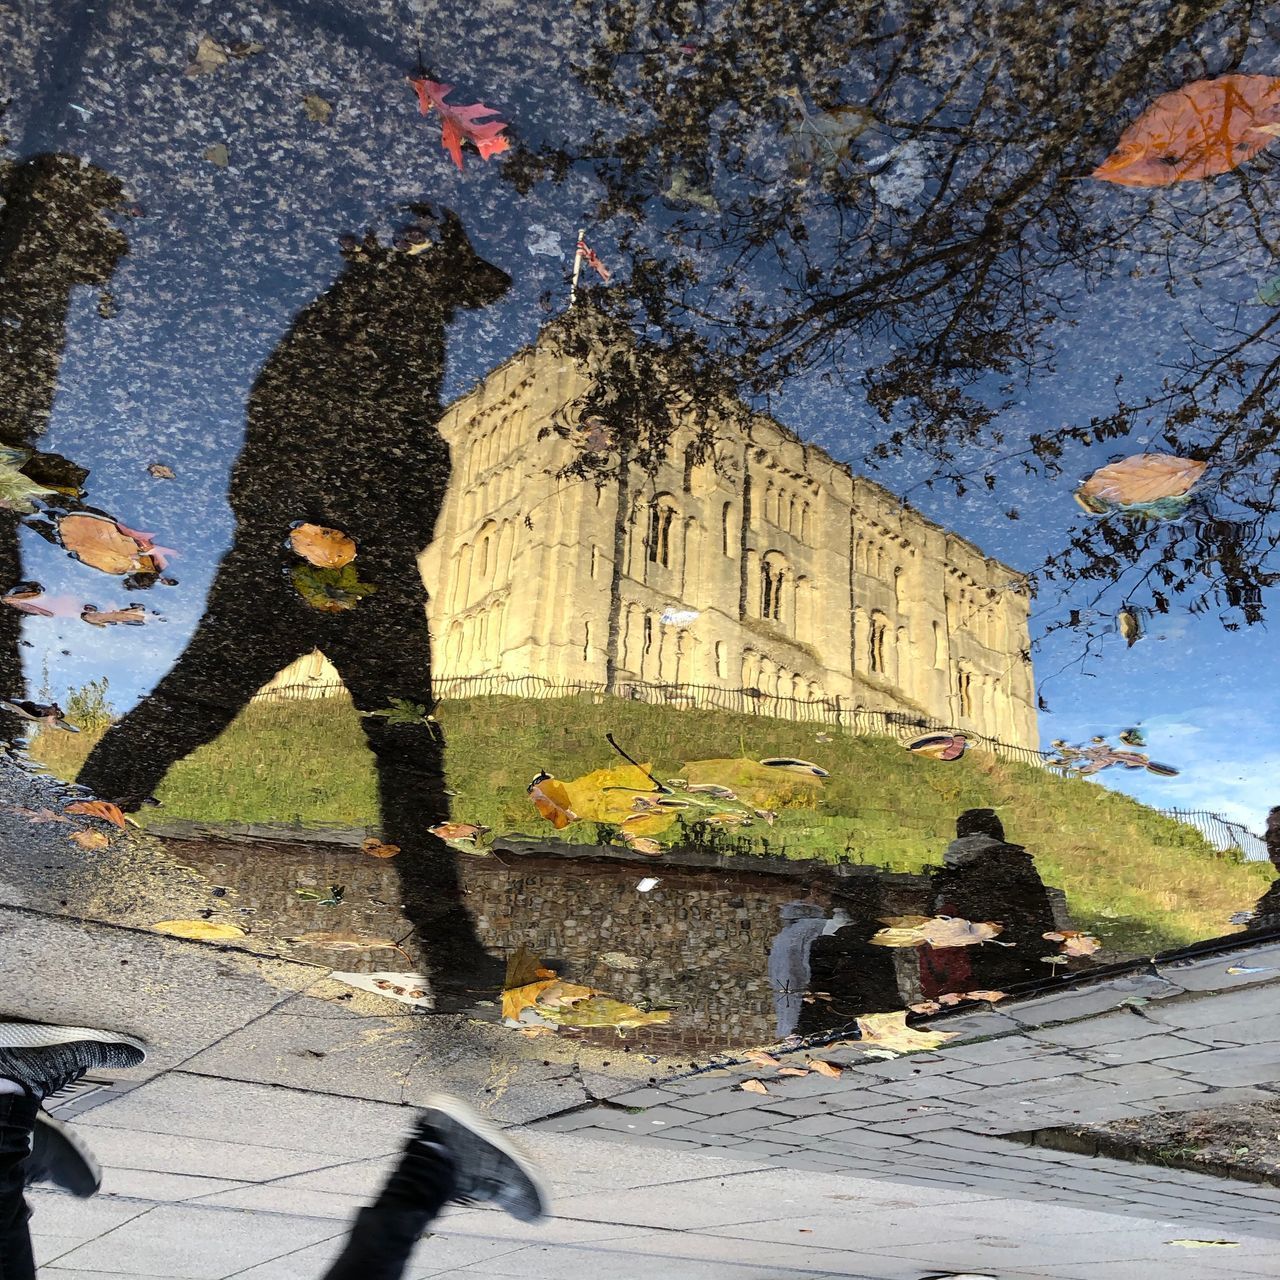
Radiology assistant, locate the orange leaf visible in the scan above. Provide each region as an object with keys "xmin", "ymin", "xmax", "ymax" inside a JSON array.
[
  {"xmin": 808, "ymin": 1059, "xmax": 842, "ymax": 1078},
  {"xmin": 361, "ymin": 837, "xmax": 400, "ymax": 858},
  {"xmin": 69, "ymin": 829, "xmax": 109, "ymax": 850},
  {"xmin": 776, "ymin": 1066, "xmax": 810, "ymax": 1077},
  {"xmin": 1093, "ymin": 75, "xmax": 1280, "ymax": 187},
  {"xmin": 740, "ymin": 1078, "xmax": 769, "ymax": 1094},
  {"xmin": 502, "ymin": 978, "xmax": 557, "ymax": 1023},
  {"xmin": 409, "ymin": 78, "xmax": 510, "ymax": 171},
  {"xmin": 65, "ymin": 800, "xmax": 127, "ymax": 829},
  {"xmin": 527, "ymin": 771, "xmax": 578, "ymax": 829},
  {"xmin": 289, "ymin": 523, "xmax": 357, "ymax": 568},
  {"xmin": 745, "ymin": 1050, "xmax": 779, "ymax": 1067}
]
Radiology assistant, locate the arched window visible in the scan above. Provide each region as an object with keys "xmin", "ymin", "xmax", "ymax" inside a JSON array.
[
  {"xmin": 761, "ymin": 552, "xmax": 787, "ymax": 623},
  {"xmin": 869, "ymin": 612, "xmax": 889, "ymax": 674},
  {"xmin": 721, "ymin": 502, "xmax": 733, "ymax": 556},
  {"xmin": 646, "ymin": 496, "xmax": 677, "ymax": 568},
  {"xmin": 957, "ymin": 668, "xmax": 973, "ymax": 718}
]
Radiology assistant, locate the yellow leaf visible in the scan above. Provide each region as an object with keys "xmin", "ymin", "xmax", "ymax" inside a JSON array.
[
  {"xmin": 527, "ymin": 772, "xmax": 579, "ymax": 829},
  {"xmin": 1168, "ymin": 1240, "xmax": 1239, "ymax": 1248},
  {"xmin": 740, "ymin": 1078, "xmax": 769, "ymax": 1094},
  {"xmin": 535, "ymin": 980, "xmax": 597, "ymax": 1009},
  {"xmin": 871, "ymin": 916, "xmax": 1004, "ymax": 948},
  {"xmin": 856, "ymin": 1010, "xmax": 956, "ymax": 1054},
  {"xmin": 289, "ymin": 523, "xmax": 357, "ymax": 568},
  {"xmin": 68, "ymin": 829, "xmax": 109, "ymax": 850},
  {"xmin": 540, "ymin": 996, "xmax": 671, "ymax": 1031},
  {"xmin": 502, "ymin": 978, "xmax": 557, "ymax": 1022},
  {"xmin": 561, "ymin": 761, "xmax": 676, "ymax": 835},
  {"xmin": 808, "ymin": 1059, "xmax": 842, "ymax": 1078},
  {"xmin": 152, "ymin": 919, "xmax": 246, "ymax": 940},
  {"xmin": 682, "ymin": 757, "xmax": 823, "ymax": 810}
]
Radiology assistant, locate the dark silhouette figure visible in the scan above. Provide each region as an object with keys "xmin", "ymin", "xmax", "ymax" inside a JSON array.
[
  {"xmin": 1245, "ymin": 804, "xmax": 1280, "ymax": 931},
  {"xmin": 0, "ymin": 154, "xmax": 127, "ymax": 735},
  {"xmin": 925, "ymin": 808, "xmax": 1060, "ymax": 994},
  {"xmin": 77, "ymin": 207, "xmax": 511, "ymax": 994}
]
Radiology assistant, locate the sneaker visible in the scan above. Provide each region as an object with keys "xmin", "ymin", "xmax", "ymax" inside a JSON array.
[
  {"xmin": 0, "ymin": 1022, "xmax": 146, "ymax": 1101},
  {"xmin": 26, "ymin": 1111, "xmax": 101, "ymax": 1197},
  {"xmin": 417, "ymin": 1095, "xmax": 547, "ymax": 1222}
]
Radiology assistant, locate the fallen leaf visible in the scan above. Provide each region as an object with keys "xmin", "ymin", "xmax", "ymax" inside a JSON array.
[
  {"xmin": 66, "ymin": 800, "xmax": 127, "ymax": 829},
  {"xmin": 621, "ymin": 832, "xmax": 664, "ymax": 855},
  {"xmin": 746, "ymin": 1050, "xmax": 780, "ymax": 1067},
  {"xmin": 302, "ymin": 93, "xmax": 333, "ymax": 123},
  {"xmin": 408, "ymin": 77, "xmax": 511, "ymax": 171},
  {"xmin": 329, "ymin": 971, "xmax": 433, "ymax": 1008},
  {"xmin": 361, "ymin": 837, "xmax": 400, "ymax": 858},
  {"xmin": 289, "ymin": 523, "xmax": 356, "ymax": 568},
  {"xmin": 146, "ymin": 463, "xmax": 175, "ymax": 479},
  {"xmin": 9, "ymin": 806, "xmax": 72, "ymax": 825},
  {"xmin": 535, "ymin": 980, "xmax": 596, "ymax": 1009},
  {"xmin": 909, "ymin": 1000, "xmax": 943, "ymax": 1014},
  {"xmin": 57, "ymin": 513, "xmax": 169, "ymax": 577},
  {"xmin": 960, "ymin": 990, "xmax": 1007, "ymax": 1003},
  {"xmin": 1167, "ymin": 1239, "xmax": 1239, "ymax": 1248},
  {"xmin": 1043, "ymin": 930, "xmax": 1102, "ymax": 956},
  {"xmin": 856, "ymin": 1010, "xmax": 956, "ymax": 1054},
  {"xmin": 0, "ymin": 460, "xmax": 57, "ymax": 513},
  {"xmin": 1, "ymin": 700, "xmax": 79, "ymax": 731},
  {"xmin": 740, "ymin": 1078, "xmax": 769, "ymax": 1094},
  {"xmin": 204, "ymin": 142, "xmax": 230, "ymax": 167},
  {"xmin": 599, "ymin": 951, "xmax": 642, "ymax": 971},
  {"xmin": 152, "ymin": 919, "xmax": 246, "ymax": 940},
  {"xmin": 541, "ymin": 996, "xmax": 672, "ymax": 1032},
  {"xmin": 184, "ymin": 34, "xmax": 229, "ymax": 76},
  {"xmin": 527, "ymin": 771, "xmax": 579, "ymax": 829},
  {"xmin": 2, "ymin": 584, "xmax": 55, "ymax": 616},
  {"xmin": 502, "ymin": 978, "xmax": 558, "ymax": 1022},
  {"xmin": 1093, "ymin": 75, "xmax": 1280, "ymax": 187},
  {"xmin": 777, "ymin": 1066, "xmax": 810, "ymax": 1077},
  {"xmin": 289, "ymin": 930, "xmax": 412, "ymax": 963},
  {"xmin": 872, "ymin": 916, "xmax": 1005, "ymax": 949},
  {"xmin": 562, "ymin": 760, "xmax": 672, "ymax": 834},
  {"xmin": 68, "ymin": 829, "xmax": 109, "ymax": 850},
  {"xmin": 429, "ymin": 822, "xmax": 489, "ymax": 843},
  {"xmin": 505, "ymin": 944, "xmax": 555, "ymax": 990},
  {"xmin": 1075, "ymin": 453, "xmax": 1206, "ymax": 517},
  {"xmin": 808, "ymin": 1059, "xmax": 842, "ymax": 1078},
  {"xmin": 291, "ymin": 563, "xmax": 376, "ymax": 611},
  {"xmin": 81, "ymin": 603, "xmax": 147, "ymax": 627}
]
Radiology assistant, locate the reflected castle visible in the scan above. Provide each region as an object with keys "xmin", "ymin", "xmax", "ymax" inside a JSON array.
[{"xmin": 263, "ymin": 323, "xmax": 1038, "ymax": 748}]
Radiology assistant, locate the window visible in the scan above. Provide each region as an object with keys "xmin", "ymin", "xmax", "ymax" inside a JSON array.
[
  {"xmin": 761, "ymin": 554, "xmax": 786, "ymax": 622},
  {"xmin": 957, "ymin": 669, "xmax": 973, "ymax": 718},
  {"xmin": 647, "ymin": 499, "xmax": 676, "ymax": 567},
  {"xmin": 590, "ymin": 545, "xmax": 599, "ymax": 579},
  {"xmin": 721, "ymin": 502, "xmax": 733, "ymax": 555},
  {"xmin": 869, "ymin": 613, "xmax": 888, "ymax": 673},
  {"xmin": 643, "ymin": 613, "xmax": 653, "ymax": 654},
  {"xmin": 715, "ymin": 641, "xmax": 726, "ymax": 678}
]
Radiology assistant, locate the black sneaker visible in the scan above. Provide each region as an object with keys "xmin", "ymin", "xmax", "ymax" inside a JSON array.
[
  {"xmin": 26, "ymin": 1111, "xmax": 101, "ymax": 1197},
  {"xmin": 0, "ymin": 1022, "xmax": 146, "ymax": 1101},
  {"xmin": 417, "ymin": 1095, "xmax": 547, "ymax": 1222}
]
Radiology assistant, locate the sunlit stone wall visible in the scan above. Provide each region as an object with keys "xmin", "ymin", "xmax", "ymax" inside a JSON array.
[{"xmin": 260, "ymin": 326, "xmax": 1037, "ymax": 747}]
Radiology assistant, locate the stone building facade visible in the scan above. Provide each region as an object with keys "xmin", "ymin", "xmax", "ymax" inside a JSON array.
[{"xmin": 262, "ymin": 323, "xmax": 1038, "ymax": 748}]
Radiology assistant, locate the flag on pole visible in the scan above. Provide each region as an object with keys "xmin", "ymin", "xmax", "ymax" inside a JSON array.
[{"xmin": 576, "ymin": 237, "xmax": 611, "ymax": 281}]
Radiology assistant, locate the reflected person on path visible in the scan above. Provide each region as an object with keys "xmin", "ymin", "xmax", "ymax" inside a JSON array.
[{"xmin": 76, "ymin": 207, "xmax": 512, "ymax": 999}]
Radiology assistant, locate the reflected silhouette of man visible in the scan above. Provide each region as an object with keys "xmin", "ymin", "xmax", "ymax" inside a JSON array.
[
  {"xmin": 78, "ymin": 207, "xmax": 511, "ymax": 992},
  {"xmin": 0, "ymin": 154, "xmax": 128, "ymax": 736}
]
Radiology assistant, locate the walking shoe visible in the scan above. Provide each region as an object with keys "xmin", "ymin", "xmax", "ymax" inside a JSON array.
[
  {"xmin": 416, "ymin": 1095, "xmax": 547, "ymax": 1222},
  {"xmin": 0, "ymin": 1021, "xmax": 146, "ymax": 1101},
  {"xmin": 25, "ymin": 1111, "xmax": 101, "ymax": 1197}
]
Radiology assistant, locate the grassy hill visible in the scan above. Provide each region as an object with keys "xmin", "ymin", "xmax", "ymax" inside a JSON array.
[{"xmin": 31, "ymin": 690, "xmax": 1272, "ymax": 952}]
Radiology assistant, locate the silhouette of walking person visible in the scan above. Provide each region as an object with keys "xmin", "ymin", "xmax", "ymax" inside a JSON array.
[
  {"xmin": 77, "ymin": 206, "xmax": 511, "ymax": 998},
  {"xmin": 0, "ymin": 153, "xmax": 128, "ymax": 737}
]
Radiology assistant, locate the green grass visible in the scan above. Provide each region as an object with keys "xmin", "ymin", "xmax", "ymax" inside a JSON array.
[{"xmin": 33, "ymin": 691, "xmax": 1272, "ymax": 952}]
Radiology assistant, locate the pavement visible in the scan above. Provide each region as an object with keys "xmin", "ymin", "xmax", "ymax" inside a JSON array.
[{"xmin": 5, "ymin": 763, "xmax": 1280, "ymax": 1278}]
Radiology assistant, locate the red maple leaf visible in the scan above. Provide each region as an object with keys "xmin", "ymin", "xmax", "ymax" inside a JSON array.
[{"xmin": 409, "ymin": 77, "xmax": 510, "ymax": 171}]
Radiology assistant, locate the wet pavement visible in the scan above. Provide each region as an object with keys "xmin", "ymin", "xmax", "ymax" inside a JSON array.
[{"xmin": 4, "ymin": 0, "xmax": 1280, "ymax": 1275}]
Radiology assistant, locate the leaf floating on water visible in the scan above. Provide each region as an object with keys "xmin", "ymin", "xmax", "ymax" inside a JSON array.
[
  {"xmin": 68, "ymin": 829, "xmax": 110, "ymax": 850},
  {"xmin": 1092, "ymin": 75, "xmax": 1280, "ymax": 187},
  {"xmin": 621, "ymin": 832, "xmax": 663, "ymax": 855},
  {"xmin": 57, "ymin": 513, "xmax": 171, "ymax": 577},
  {"xmin": 1043, "ymin": 930, "xmax": 1102, "ymax": 957},
  {"xmin": 184, "ymin": 34, "xmax": 230, "ymax": 76},
  {"xmin": 329, "ymin": 971, "xmax": 433, "ymax": 1008},
  {"xmin": 527, "ymin": 770, "xmax": 579, "ymax": 829},
  {"xmin": 2, "ymin": 699, "xmax": 79, "ymax": 731},
  {"xmin": 302, "ymin": 93, "xmax": 333, "ymax": 123},
  {"xmin": 81, "ymin": 603, "xmax": 147, "ymax": 627},
  {"xmin": 0, "ymin": 462, "xmax": 57, "ymax": 513},
  {"xmin": 856, "ymin": 1010, "xmax": 956, "ymax": 1054},
  {"xmin": 872, "ymin": 916, "xmax": 1005, "ymax": 949},
  {"xmin": 541, "ymin": 996, "xmax": 671, "ymax": 1032},
  {"xmin": 66, "ymin": 800, "xmax": 127, "ymax": 828},
  {"xmin": 152, "ymin": 919, "xmax": 246, "ymax": 940},
  {"xmin": 363, "ymin": 698, "xmax": 435, "ymax": 727},
  {"xmin": 1075, "ymin": 453, "xmax": 1206, "ymax": 519},
  {"xmin": 740, "ymin": 1078, "xmax": 769, "ymax": 1094},
  {"xmin": 1117, "ymin": 608, "xmax": 1144, "ymax": 646},
  {"xmin": 290, "ymin": 563, "xmax": 376, "ymax": 612},
  {"xmin": 408, "ymin": 77, "xmax": 511, "ymax": 171},
  {"xmin": 1226, "ymin": 965, "xmax": 1270, "ymax": 975},
  {"xmin": 289, "ymin": 522, "xmax": 356, "ymax": 568},
  {"xmin": 2, "ymin": 584, "xmax": 55, "ymax": 617},
  {"xmin": 360, "ymin": 837, "xmax": 400, "ymax": 859},
  {"xmin": 146, "ymin": 463, "xmax": 175, "ymax": 479},
  {"xmin": 204, "ymin": 142, "xmax": 230, "ymax": 167}
]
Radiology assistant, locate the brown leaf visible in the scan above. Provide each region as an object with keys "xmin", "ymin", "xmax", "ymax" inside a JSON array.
[
  {"xmin": 69, "ymin": 829, "xmax": 109, "ymax": 850},
  {"xmin": 740, "ymin": 1078, "xmax": 769, "ymax": 1094},
  {"xmin": 361, "ymin": 837, "xmax": 400, "ymax": 858},
  {"xmin": 527, "ymin": 771, "xmax": 578, "ymax": 829},
  {"xmin": 66, "ymin": 800, "xmax": 127, "ymax": 828},
  {"xmin": 776, "ymin": 1066, "xmax": 810, "ymax": 1077},
  {"xmin": 302, "ymin": 94, "xmax": 333, "ymax": 123},
  {"xmin": 81, "ymin": 603, "xmax": 147, "ymax": 628},
  {"xmin": 147, "ymin": 463, "xmax": 175, "ymax": 479},
  {"xmin": 808, "ymin": 1059, "xmax": 842, "ymax": 1078},
  {"xmin": 289, "ymin": 523, "xmax": 356, "ymax": 568},
  {"xmin": 57, "ymin": 513, "xmax": 165, "ymax": 576},
  {"xmin": 745, "ymin": 1050, "xmax": 779, "ymax": 1067},
  {"xmin": 204, "ymin": 143, "xmax": 230, "ymax": 168},
  {"xmin": 184, "ymin": 34, "xmax": 229, "ymax": 76},
  {"xmin": 872, "ymin": 916, "xmax": 1004, "ymax": 949},
  {"xmin": 9, "ymin": 806, "xmax": 72, "ymax": 825}
]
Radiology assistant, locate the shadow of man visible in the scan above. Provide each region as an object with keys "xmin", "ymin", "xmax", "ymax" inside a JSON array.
[
  {"xmin": 0, "ymin": 153, "xmax": 128, "ymax": 736},
  {"xmin": 77, "ymin": 207, "xmax": 511, "ymax": 1001}
]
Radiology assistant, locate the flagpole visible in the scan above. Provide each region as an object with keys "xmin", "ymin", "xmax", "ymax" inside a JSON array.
[{"xmin": 569, "ymin": 226, "xmax": 585, "ymax": 306}]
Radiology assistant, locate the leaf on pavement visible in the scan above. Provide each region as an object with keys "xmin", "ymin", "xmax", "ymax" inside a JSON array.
[
  {"xmin": 289, "ymin": 522, "xmax": 356, "ymax": 568},
  {"xmin": 808, "ymin": 1058, "xmax": 842, "ymax": 1078},
  {"xmin": 361, "ymin": 837, "xmax": 400, "ymax": 858},
  {"xmin": 856, "ymin": 1010, "xmax": 956, "ymax": 1054},
  {"xmin": 69, "ymin": 829, "xmax": 110, "ymax": 850},
  {"xmin": 66, "ymin": 800, "xmax": 127, "ymax": 828},
  {"xmin": 740, "ymin": 1078, "xmax": 769, "ymax": 1094},
  {"xmin": 540, "ymin": 996, "xmax": 671, "ymax": 1031},
  {"xmin": 152, "ymin": 919, "xmax": 246, "ymax": 939}
]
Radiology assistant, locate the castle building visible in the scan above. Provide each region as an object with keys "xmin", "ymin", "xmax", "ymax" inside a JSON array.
[{"xmin": 261, "ymin": 323, "xmax": 1038, "ymax": 748}]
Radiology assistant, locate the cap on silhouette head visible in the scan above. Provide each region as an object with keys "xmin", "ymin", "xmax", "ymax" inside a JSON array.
[{"xmin": 955, "ymin": 808, "xmax": 1004, "ymax": 841}]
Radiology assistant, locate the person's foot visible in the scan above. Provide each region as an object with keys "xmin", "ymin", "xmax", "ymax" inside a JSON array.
[
  {"xmin": 0, "ymin": 1021, "xmax": 146, "ymax": 1101},
  {"xmin": 416, "ymin": 1095, "xmax": 547, "ymax": 1222},
  {"xmin": 25, "ymin": 1111, "xmax": 102, "ymax": 1197}
]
